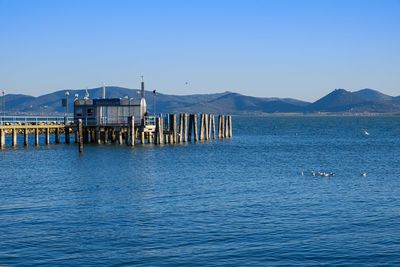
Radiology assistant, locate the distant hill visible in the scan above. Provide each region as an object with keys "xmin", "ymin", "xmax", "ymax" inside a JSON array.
[
  {"xmin": 0, "ymin": 86, "xmax": 399, "ymax": 115},
  {"xmin": 308, "ymin": 89, "xmax": 366, "ymax": 112},
  {"xmin": 2, "ymin": 94, "xmax": 36, "ymax": 112},
  {"xmin": 174, "ymin": 93, "xmax": 309, "ymax": 114},
  {"xmin": 307, "ymin": 88, "xmax": 400, "ymax": 113},
  {"xmin": 353, "ymin": 88, "xmax": 394, "ymax": 102}
]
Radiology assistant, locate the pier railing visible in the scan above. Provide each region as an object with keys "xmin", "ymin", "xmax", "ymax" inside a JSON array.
[{"xmin": 75, "ymin": 115, "xmax": 157, "ymax": 127}]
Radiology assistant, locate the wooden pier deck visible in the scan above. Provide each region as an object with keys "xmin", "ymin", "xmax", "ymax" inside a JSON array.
[
  {"xmin": 0, "ymin": 113, "xmax": 233, "ymax": 151},
  {"xmin": 0, "ymin": 124, "xmax": 67, "ymax": 147}
]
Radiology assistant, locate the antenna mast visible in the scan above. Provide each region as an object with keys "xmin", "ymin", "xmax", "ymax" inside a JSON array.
[
  {"xmin": 102, "ymin": 82, "xmax": 106, "ymax": 99},
  {"xmin": 140, "ymin": 76, "xmax": 145, "ymax": 99}
]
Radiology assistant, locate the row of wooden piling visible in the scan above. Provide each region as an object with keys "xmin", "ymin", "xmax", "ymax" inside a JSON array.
[
  {"xmin": 75, "ymin": 114, "xmax": 232, "ymax": 152},
  {"xmin": 153, "ymin": 114, "xmax": 232, "ymax": 145},
  {"xmin": 0, "ymin": 126, "xmax": 67, "ymax": 148}
]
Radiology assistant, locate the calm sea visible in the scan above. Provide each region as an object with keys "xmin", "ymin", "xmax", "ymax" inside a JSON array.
[{"xmin": 1, "ymin": 116, "xmax": 400, "ymax": 266}]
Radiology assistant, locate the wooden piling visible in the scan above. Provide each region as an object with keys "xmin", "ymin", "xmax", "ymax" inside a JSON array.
[
  {"xmin": 125, "ymin": 120, "xmax": 130, "ymax": 146},
  {"xmin": 35, "ymin": 128, "xmax": 39, "ymax": 146},
  {"xmin": 213, "ymin": 115, "xmax": 216, "ymax": 139},
  {"xmin": 179, "ymin": 113, "xmax": 187, "ymax": 146},
  {"xmin": 205, "ymin": 114, "xmax": 209, "ymax": 140},
  {"xmin": 160, "ymin": 117, "xmax": 164, "ymax": 144},
  {"xmin": 55, "ymin": 128, "xmax": 60, "ymax": 144},
  {"xmin": 193, "ymin": 114, "xmax": 198, "ymax": 142},
  {"xmin": 208, "ymin": 115, "xmax": 212, "ymax": 139},
  {"xmin": 103, "ymin": 129, "xmax": 109, "ymax": 144},
  {"xmin": 111, "ymin": 129, "xmax": 116, "ymax": 143},
  {"xmin": 209, "ymin": 114, "xmax": 216, "ymax": 139},
  {"xmin": 78, "ymin": 119, "xmax": 84, "ymax": 152},
  {"xmin": 199, "ymin": 114, "xmax": 205, "ymax": 141},
  {"xmin": 222, "ymin": 117, "xmax": 226, "ymax": 138},
  {"xmin": 142, "ymin": 132, "xmax": 146, "ymax": 144},
  {"xmin": 222, "ymin": 115, "xmax": 226, "ymax": 138},
  {"xmin": 229, "ymin": 116, "xmax": 233, "ymax": 138},
  {"xmin": 141, "ymin": 131, "xmax": 145, "ymax": 144},
  {"xmin": 224, "ymin": 115, "xmax": 229, "ymax": 138},
  {"xmin": 0, "ymin": 128, "xmax": 5, "ymax": 148},
  {"xmin": 12, "ymin": 128, "xmax": 17, "ymax": 147},
  {"xmin": 24, "ymin": 128, "xmax": 29, "ymax": 146},
  {"xmin": 178, "ymin": 113, "xmax": 184, "ymax": 143},
  {"xmin": 45, "ymin": 128, "xmax": 50, "ymax": 145},
  {"xmin": 188, "ymin": 114, "xmax": 193, "ymax": 142},
  {"xmin": 107, "ymin": 129, "xmax": 111, "ymax": 143},
  {"xmin": 65, "ymin": 127, "xmax": 70, "ymax": 144},
  {"xmin": 170, "ymin": 114, "xmax": 177, "ymax": 144},
  {"xmin": 185, "ymin": 113, "xmax": 189, "ymax": 142},
  {"xmin": 127, "ymin": 116, "xmax": 135, "ymax": 147},
  {"xmin": 155, "ymin": 117, "xmax": 164, "ymax": 145},
  {"xmin": 96, "ymin": 129, "xmax": 101, "ymax": 144},
  {"xmin": 183, "ymin": 113, "xmax": 188, "ymax": 142},
  {"xmin": 217, "ymin": 115, "xmax": 222, "ymax": 138},
  {"xmin": 117, "ymin": 129, "xmax": 123, "ymax": 145},
  {"xmin": 217, "ymin": 115, "xmax": 221, "ymax": 138}
]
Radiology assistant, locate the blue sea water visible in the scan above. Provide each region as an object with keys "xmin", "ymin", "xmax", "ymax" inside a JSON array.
[{"xmin": 1, "ymin": 116, "xmax": 400, "ymax": 266}]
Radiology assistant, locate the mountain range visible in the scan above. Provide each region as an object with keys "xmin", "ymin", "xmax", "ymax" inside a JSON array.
[{"xmin": 1, "ymin": 87, "xmax": 399, "ymax": 115}]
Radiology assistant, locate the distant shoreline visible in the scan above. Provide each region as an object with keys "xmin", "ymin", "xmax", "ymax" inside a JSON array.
[
  {"xmin": 3, "ymin": 111, "xmax": 399, "ymax": 117},
  {"xmin": 233, "ymin": 112, "xmax": 400, "ymax": 117}
]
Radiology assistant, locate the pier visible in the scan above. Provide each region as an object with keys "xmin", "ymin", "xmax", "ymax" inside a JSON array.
[
  {"xmin": 0, "ymin": 81, "xmax": 233, "ymax": 151},
  {"xmin": 0, "ymin": 114, "xmax": 232, "ymax": 150}
]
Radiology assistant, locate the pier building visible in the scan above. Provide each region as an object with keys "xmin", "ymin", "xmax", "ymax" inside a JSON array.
[{"xmin": 74, "ymin": 81, "xmax": 146, "ymax": 126}]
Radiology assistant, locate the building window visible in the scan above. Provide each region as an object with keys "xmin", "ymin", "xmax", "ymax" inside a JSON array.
[
  {"xmin": 87, "ymin": 108, "xmax": 94, "ymax": 116},
  {"xmin": 76, "ymin": 108, "xmax": 83, "ymax": 117}
]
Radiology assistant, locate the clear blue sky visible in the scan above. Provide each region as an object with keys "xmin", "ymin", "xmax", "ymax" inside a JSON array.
[{"xmin": 1, "ymin": 0, "xmax": 399, "ymax": 101}]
